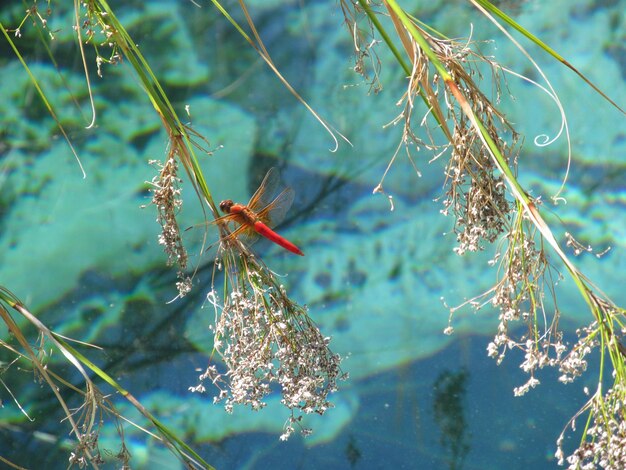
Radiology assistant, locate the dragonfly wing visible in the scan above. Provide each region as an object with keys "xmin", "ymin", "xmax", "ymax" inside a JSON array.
[
  {"xmin": 247, "ymin": 167, "xmax": 281, "ymax": 213},
  {"xmin": 207, "ymin": 219, "xmax": 259, "ymax": 252},
  {"xmin": 186, "ymin": 212, "xmax": 239, "ymax": 232},
  {"xmin": 256, "ymin": 187, "xmax": 295, "ymax": 227}
]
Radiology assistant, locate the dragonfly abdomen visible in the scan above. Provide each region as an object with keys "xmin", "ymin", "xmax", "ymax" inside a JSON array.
[{"xmin": 253, "ymin": 221, "xmax": 304, "ymax": 256}]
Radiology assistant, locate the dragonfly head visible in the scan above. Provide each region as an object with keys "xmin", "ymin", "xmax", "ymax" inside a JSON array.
[{"xmin": 219, "ymin": 199, "xmax": 234, "ymax": 214}]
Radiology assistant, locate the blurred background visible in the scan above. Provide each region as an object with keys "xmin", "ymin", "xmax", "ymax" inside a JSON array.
[{"xmin": 0, "ymin": 0, "xmax": 624, "ymax": 468}]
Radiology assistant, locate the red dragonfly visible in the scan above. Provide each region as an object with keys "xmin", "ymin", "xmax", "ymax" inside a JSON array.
[{"xmin": 215, "ymin": 167, "xmax": 304, "ymax": 256}]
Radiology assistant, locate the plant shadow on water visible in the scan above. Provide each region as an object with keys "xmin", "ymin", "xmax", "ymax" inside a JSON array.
[{"xmin": 433, "ymin": 367, "xmax": 470, "ymax": 470}]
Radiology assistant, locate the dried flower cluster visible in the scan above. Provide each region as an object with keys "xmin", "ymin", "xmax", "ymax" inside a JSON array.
[
  {"xmin": 427, "ymin": 34, "xmax": 572, "ymax": 400},
  {"xmin": 68, "ymin": 431, "xmax": 104, "ymax": 468},
  {"xmin": 341, "ymin": 2, "xmax": 626, "ymax": 468},
  {"xmin": 75, "ymin": 1, "xmax": 125, "ymax": 77},
  {"xmin": 438, "ymin": 49, "xmax": 517, "ymax": 256},
  {"xmin": 147, "ymin": 157, "xmax": 191, "ymax": 297},
  {"xmin": 64, "ymin": 387, "xmax": 131, "ymax": 468},
  {"xmin": 191, "ymin": 252, "xmax": 344, "ymax": 440},
  {"xmin": 340, "ymin": 0, "xmax": 382, "ymax": 94},
  {"xmin": 444, "ymin": 148, "xmax": 512, "ymax": 256},
  {"xmin": 486, "ymin": 226, "xmax": 549, "ymax": 354},
  {"xmin": 557, "ymin": 384, "xmax": 626, "ymax": 469},
  {"xmin": 558, "ymin": 324, "xmax": 599, "ymax": 384}
]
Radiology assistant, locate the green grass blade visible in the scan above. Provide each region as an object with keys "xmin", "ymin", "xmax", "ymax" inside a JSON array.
[
  {"xmin": 0, "ymin": 22, "xmax": 86, "ymax": 177},
  {"xmin": 51, "ymin": 333, "xmax": 215, "ymax": 470},
  {"xmin": 471, "ymin": 0, "xmax": 625, "ymax": 114}
]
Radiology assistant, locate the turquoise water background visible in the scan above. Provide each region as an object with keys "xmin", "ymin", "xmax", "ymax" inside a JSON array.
[{"xmin": 1, "ymin": 0, "xmax": 625, "ymax": 468}]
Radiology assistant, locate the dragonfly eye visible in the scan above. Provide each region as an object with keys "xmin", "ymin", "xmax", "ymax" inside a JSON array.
[{"xmin": 219, "ymin": 199, "xmax": 234, "ymax": 213}]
